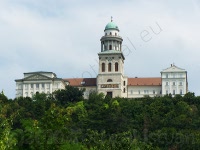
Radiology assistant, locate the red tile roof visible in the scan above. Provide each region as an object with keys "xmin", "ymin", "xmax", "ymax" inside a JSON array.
[
  {"xmin": 63, "ymin": 77, "xmax": 161, "ymax": 87},
  {"xmin": 63, "ymin": 78, "xmax": 96, "ymax": 86},
  {"xmin": 128, "ymin": 77, "xmax": 161, "ymax": 86}
]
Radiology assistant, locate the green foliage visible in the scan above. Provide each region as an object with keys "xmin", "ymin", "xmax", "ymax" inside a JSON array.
[
  {"xmin": 53, "ymin": 85, "xmax": 85, "ymax": 106},
  {"xmin": 0, "ymin": 119, "xmax": 17, "ymax": 150},
  {"xmin": 2, "ymin": 92, "xmax": 200, "ymax": 149}
]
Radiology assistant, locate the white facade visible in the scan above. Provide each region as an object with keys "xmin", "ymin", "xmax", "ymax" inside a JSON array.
[
  {"xmin": 15, "ymin": 72, "xmax": 66, "ymax": 98},
  {"xmin": 161, "ymin": 64, "xmax": 187, "ymax": 96},
  {"xmin": 128, "ymin": 85, "xmax": 162, "ymax": 98}
]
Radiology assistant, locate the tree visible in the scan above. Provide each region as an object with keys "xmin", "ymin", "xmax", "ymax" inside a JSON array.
[
  {"xmin": 0, "ymin": 92, "xmax": 8, "ymax": 104},
  {"xmin": 53, "ymin": 86, "xmax": 85, "ymax": 106}
]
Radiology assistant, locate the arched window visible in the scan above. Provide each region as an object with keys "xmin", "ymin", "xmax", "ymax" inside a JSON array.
[
  {"xmin": 123, "ymin": 88, "xmax": 126, "ymax": 93},
  {"xmin": 107, "ymin": 79, "xmax": 112, "ymax": 82},
  {"xmin": 102, "ymin": 63, "xmax": 105, "ymax": 72},
  {"xmin": 108, "ymin": 63, "xmax": 111, "ymax": 72},
  {"xmin": 115, "ymin": 62, "xmax": 118, "ymax": 72},
  {"xmin": 109, "ymin": 45, "xmax": 112, "ymax": 50}
]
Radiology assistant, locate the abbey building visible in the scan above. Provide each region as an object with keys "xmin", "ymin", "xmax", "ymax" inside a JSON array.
[{"xmin": 15, "ymin": 20, "xmax": 188, "ymax": 98}]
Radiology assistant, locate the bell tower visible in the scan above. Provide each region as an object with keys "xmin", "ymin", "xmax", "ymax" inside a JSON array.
[{"xmin": 97, "ymin": 18, "xmax": 127, "ymax": 98}]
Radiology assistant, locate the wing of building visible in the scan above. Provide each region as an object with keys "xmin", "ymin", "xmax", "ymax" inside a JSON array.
[{"xmin": 15, "ymin": 19, "xmax": 188, "ymax": 99}]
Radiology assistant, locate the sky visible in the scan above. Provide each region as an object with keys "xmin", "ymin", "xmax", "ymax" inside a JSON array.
[{"xmin": 0, "ymin": 0, "xmax": 200, "ymax": 99}]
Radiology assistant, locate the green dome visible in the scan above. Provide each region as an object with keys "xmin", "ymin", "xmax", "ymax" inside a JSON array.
[{"xmin": 105, "ymin": 21, "xmax": 119, "ymax": 31}]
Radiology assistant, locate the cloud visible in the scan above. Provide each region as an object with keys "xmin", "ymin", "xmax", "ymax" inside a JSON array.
[{"xmin": 0, "ymin": 0, "xmax": 200, "ymax": 98}]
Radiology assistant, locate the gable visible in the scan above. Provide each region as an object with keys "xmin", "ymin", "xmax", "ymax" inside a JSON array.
[
  {"xmin": 24, "ymin": 74, "xmax": 52, "ymax": 81},
  {"xmin": 161, "ymin": 65, "xmax": 186, "ymax": 73}
]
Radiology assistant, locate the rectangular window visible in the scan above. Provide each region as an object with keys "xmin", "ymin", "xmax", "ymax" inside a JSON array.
[
  {"xmin": 25, "ymin": 84, "xmax": 28, "ymax": 90},
  {"xmin": 153, "ymin": 90, "xmax": 155, "ymax": 94},
  {"xmin": 173, "ymin": 90, "xmax": 175, "ymax": 95},
  {"xmin": 130, "ymin": 90, "xmax": 133, "ymax": 95},
  {"xmin": 173, "ymin": 73, "xmax": 176, "ymax": 78},
  {"xmin": 42, "ymin": 83, "xmax": 45, "ymax": 88},
  {"xmin": 123, "ymin": 81, "xmax": 126, "ymax": 86},
  {"xmin": 166, "ymin": 82, "xmax": 168, "ymax": 86},
  {"xmin": 36, "ymin": 84, "xmax": 39, "ymax": 89},
  {"xmin": 138, "ymin": 90, "xmax": 140, "ymax": 94},
  {"xmin": 166, "ymin": 74, "xmax": 168, "ymax": 78},
  {"xmin": 144, "ymin": 90, "xmax": 149, "ymax": 94},
  {"xmin": 31, "ymin": 84, "xmax": 34, "ymax": 89},
  {"xmin": 180, "ymin": 89, "xmax": 183, "ymax": 95},
  {"xmin": 46, "ymin": 83, "xmax": 50, "ymax": 89},
  {"xmin": 166, "ymin": 90, "xmax": 168, "ymax": 94},
  {"xmin": 173, "ymin": 82, "xmax": 176, "ymax": 86},
  {"xmin": 31, "ymin": 92, "xmax": 33, "ymax": 97},
  {"xmin": 179, "ymin": 82, "xmax": 182, "ymax": 86}
]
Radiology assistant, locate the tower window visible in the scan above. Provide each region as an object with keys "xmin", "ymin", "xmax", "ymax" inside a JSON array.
[
  {"xmin": 110, "ymin": 32, "xmax": 112, "ymax": 35},
  {"xmin": 123, "ymin": 88, "xmax": 126, "ymax": 93},
  {"xmin": 102, "ymin": 63, "xmax": 105, "ymax": 72},
  {"xmin": 115, "ymin": 62, "xmax": 118, "ymax": 72},
  {"xmin": 107, "ymin": 79, "xmax": 112, "ymax": 82},
  {"xmin": 115, "ymin": 32, "xmax": 117, "ymax": 36},
  {"xmin": 108, "ymin": 63, "xmax": 111, "ymax": 72},
  {"xmin": 123, "ymin": 81, "xmax": 126, "ymax": 86},
  {"xmin": 109, "ymin": 45, "xmax": 112, "ymax": 50}
]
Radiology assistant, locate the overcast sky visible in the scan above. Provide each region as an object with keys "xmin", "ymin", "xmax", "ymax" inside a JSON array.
[{"xmin": 1, "ymin": 0, "xmax": 200, "ymax": 99}]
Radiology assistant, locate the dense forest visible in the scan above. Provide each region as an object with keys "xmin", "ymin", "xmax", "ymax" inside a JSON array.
[{"xmin": 1, "ymin": 86, "xmax": 200, "ymax": 150}]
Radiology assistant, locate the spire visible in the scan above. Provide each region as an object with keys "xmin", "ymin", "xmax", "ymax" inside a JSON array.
[{"xmin": 111, "ymin": 16, "xmax": 113, "ymax": 22}]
